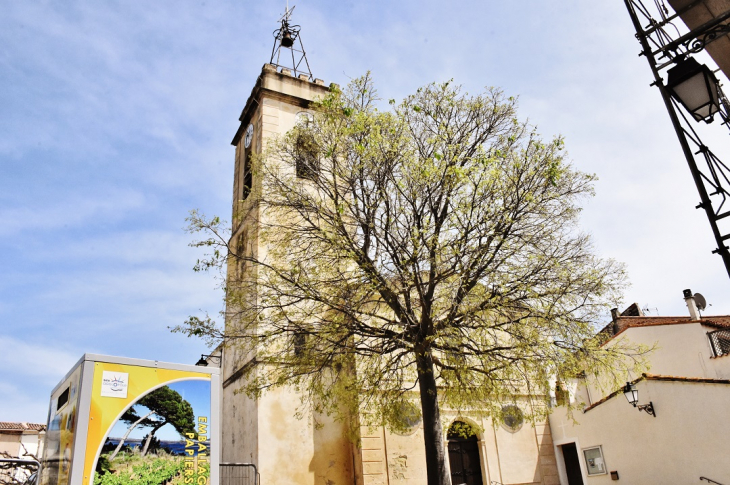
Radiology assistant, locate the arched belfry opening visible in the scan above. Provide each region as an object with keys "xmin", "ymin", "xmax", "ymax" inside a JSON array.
[{"xmin": 447, "ymin": 420, "xmax": 484, "ymax": 485}]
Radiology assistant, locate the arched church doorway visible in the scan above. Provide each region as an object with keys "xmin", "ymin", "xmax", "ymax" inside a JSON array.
[{"xmin": 447, "ymin": 421, "xmax": 483, "ymax": 485}]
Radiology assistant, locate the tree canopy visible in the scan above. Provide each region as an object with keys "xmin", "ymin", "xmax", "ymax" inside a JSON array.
[
  {"xmin": 179, "ymin": 74, "xmax": 642, "ymax": 485},
  {"xmin": 136, "ymin": 386, "xmax": 195, "ymax": 455}
]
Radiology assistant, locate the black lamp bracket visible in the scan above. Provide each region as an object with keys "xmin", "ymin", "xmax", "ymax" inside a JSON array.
[
  {"xmin": 637, "ymin": 402, "xmax": 656, "ymax": 417},
  {"xmin": 653, "ymin": 9, "xmax": 730, "ymax": 61}
]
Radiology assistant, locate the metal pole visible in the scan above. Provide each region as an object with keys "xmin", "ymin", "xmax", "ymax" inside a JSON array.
[{"xmin": 623, "ymin": 0, "xmax": 730, "ymax": 279}]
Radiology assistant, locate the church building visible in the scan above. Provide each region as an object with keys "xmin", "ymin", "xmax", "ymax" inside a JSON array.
[{"xmin": 217, "ymin": 11, "xmax": 561, "ymax": 485}]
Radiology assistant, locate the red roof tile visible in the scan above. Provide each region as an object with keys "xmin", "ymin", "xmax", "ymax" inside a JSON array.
[
  {"xmin": 0, "ymin": 422, "xmax": 46, "ymax": 431},
  {"xmin": 599, "ymin": 315, "xmax": 730, "ymax": 345}
]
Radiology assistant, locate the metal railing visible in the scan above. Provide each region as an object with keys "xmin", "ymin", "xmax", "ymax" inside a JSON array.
[
  {"xmin": 708, "ymin": 329, "xmax": 730, "ymax": 357},
  {"xmin": 220, "ymin": 463, "xmax": 259, "ymax": 485},
  {"xmin": 0, "ymin": 459, "xmax": 39, "ymax": 485}
]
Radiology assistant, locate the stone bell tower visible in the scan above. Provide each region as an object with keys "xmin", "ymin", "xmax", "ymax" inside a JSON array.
[{"xmin": 219, "ymin": 10, "xmax": 356, "ymax": 485}]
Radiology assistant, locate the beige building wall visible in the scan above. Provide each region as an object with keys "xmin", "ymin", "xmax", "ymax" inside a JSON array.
[
  {"xmin": 0, "ymin": 424, "xmax": 45, "ymax": 459},
  {"xmin": 550, "ymin": 377, "xmax": 730, "ymax": 484},
  {"xmin": 0, "ymin": 433, "xmax": 21, "ymax": 457},
  {"xmin": 581, "ymin": 321, "xmax": 727, "ymax": 405},
  {"xmin": 611, "ymin": 322, "xmax": 718, "ymax": 377},
  {"xmin": 356, "ymin": 410, "xmax": 559, "ymax": 485},
  {"xmin": 549, "ymin": 317, "xmax": 730, "ymax": 485},
  {"xmin": 222, "ymin": 64, "xmax": 353, "ymax": 484}
]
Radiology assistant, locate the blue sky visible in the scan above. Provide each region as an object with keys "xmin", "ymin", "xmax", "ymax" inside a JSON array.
[
  {"xmin": 2, "ymin": 0, "xmax": 729, "ymax": 423},
  {"xmin": 106, "ymin": 380, "xmax": 211, "ymax": 442}
]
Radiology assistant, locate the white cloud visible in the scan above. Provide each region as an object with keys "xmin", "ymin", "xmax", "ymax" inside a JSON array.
[
  {"xmin": 0, "ymin": 336, "xmax": 80, "ymax": 384},
  {"xmin": 0, "ymin": 381, "xmax": 51, "ymax": 424},
  {"xmin": 0, "ymin": 189, "xmax": 145, "ymax": 237},
  {"xmin": 3, "ymin": 0, "xmax": 730, "ymax": 423}
]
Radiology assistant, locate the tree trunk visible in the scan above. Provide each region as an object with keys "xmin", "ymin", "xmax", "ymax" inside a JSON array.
[
  {"xmin": 141, "ymin": 422, "xmax": 166, "ymax": 457},
  {"xmin": 416, "ymin": 350, "xmax": 451, "ymax": 485},
  {"xmin": 109, "ymin": 411, "xmax": 156, "ymax": 461}
]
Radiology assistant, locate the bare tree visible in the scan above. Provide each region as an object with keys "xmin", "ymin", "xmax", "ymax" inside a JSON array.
[{"xmin": 178, "ymin": 74, "xmax": 642, "ymax": 485}]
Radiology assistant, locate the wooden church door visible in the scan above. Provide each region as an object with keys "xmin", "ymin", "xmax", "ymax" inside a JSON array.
[{"xmin": 447, "ymin": 421, "xmax": 483, "ymax": 485}]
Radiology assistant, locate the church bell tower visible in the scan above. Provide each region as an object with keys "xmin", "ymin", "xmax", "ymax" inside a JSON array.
[{"xmin": 219, "ymin": 8, "xmax": 355, "ymax": 485}]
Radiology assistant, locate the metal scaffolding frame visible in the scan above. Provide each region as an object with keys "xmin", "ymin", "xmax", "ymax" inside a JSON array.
[{"xmin": 623, "ymin": 0, "xmax": 730, "ymax": 278}]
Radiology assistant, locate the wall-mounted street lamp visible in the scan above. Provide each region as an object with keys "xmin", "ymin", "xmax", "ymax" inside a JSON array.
[
  {"xmin": 195, "ymin": 354, "xmax": 222, "ymax": 367},
  {"xmin": 666, "ymin": 57, "xmax": 722, "ymax": 123},
  {"xmin": 623, "ymin": 382, "xmax": 656, "ymax": 417},
  {"xmin": 623, "ymin": 1, "xmax": 730, "ymax": 280}
]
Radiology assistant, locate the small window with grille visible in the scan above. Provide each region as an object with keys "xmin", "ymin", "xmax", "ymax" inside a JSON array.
[{"xmin": 708, "ymin": 329, "xmax": 730, "ymax": 357}]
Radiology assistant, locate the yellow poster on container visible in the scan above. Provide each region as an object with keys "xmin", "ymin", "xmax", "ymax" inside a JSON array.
[
  {"xmin": 83, "ymin": 362, "xmax": 212, "ymax": 485},
  {"xmin": 41, "ymin": 364, "xmax": 82, "ymax": 485}
]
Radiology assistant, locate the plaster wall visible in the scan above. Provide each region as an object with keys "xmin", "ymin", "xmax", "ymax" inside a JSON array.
[
  {"xmin": 19, "ymin": 432, "xmax": 42, "ymax": 458},
  {"xmin": 584, "ymin": 322, "xmax": 730, "ymax": 402},
  {"xmin": 220, "ymin": 378, "xmax": 257, "ymax": 464},
  {"xmin": 255, "ymin": 386, "xmax": 353, "ymax": 485},
  {"xmin": 707, "ymin": 352, "xmax": 730, "ymax": 378},
  {"xmin": 613, "ymin": 323, "xmax": 713, "ymax": 376},
  {"xmin": 549, "ymin": 379, "xmax": 730, "ymax": 484},
  {"xmin": 495, "ymin": 422, "xmax": 541, "ymax": 484},
  {"xmin": 0, "ymin": 433, "xmax": 21, "ymax": 457}
]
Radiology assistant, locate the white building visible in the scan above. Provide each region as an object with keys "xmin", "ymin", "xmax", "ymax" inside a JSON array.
[
  {"xmin": 548, "ymin": 292, "xmax": 730, "ymax": 485},
  {"xmin": 0, "ymin": 422, "xmax": 45, "ymax": 460},
  {"xmin": 0, "ymin": 422, "xmax": 45, "ymax": 484}
]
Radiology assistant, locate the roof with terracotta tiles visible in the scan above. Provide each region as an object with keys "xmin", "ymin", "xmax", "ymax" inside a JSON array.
[
  {"xmin": 0, "ymin": 422, "xmax": 46, "ymax": 432},
  {"xmin": 22, "ymin": 423, "xmax": 46, "ymax": 431},
  {"xmin": 598, "ymin": 310, "xmax": 730, "ymax": 344}
]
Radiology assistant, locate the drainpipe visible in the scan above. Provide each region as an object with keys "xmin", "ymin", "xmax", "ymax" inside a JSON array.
[{"xmin": 683, "ymin": 289, "xmax": 700, "ymax": 321}]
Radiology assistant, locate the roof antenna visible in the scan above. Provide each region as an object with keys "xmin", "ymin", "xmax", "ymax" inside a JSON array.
[
  {"xmin": 694, "ymin": 292, "xmax": 708, "ymax": 318},
  {"xmin": 270, "ymin": 3, "xmax": 313, "ymax": 80},
  {"xmin": 641, "ymin": 304, "xmax": 658, "ymax": 315}
]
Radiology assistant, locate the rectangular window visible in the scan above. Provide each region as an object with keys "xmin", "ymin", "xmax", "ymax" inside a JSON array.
[
  {"xmin": 582, "ymin": 446, "xmax": 607, "ymax": 476},
  {"xmin": 242, "ymin": 152, "xmax": 253, "ymax": 200},
  {"xmin": 56, "ymin": 387, "xmax": 70, "ymax": 411}
]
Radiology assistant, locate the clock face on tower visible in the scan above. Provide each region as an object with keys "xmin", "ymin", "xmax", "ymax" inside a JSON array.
[{"xmin": 244, "ymin": 124, "xmax": 254, "ymax": 148}]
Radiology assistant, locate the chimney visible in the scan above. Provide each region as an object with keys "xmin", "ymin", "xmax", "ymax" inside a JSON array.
[
  {"xmin": 683, "ymin": 288, "xmax": 700, "ymax": 321},
  {"xmin": 610, "ymin": 308, "xmax": 620, "ymax": 335}
]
